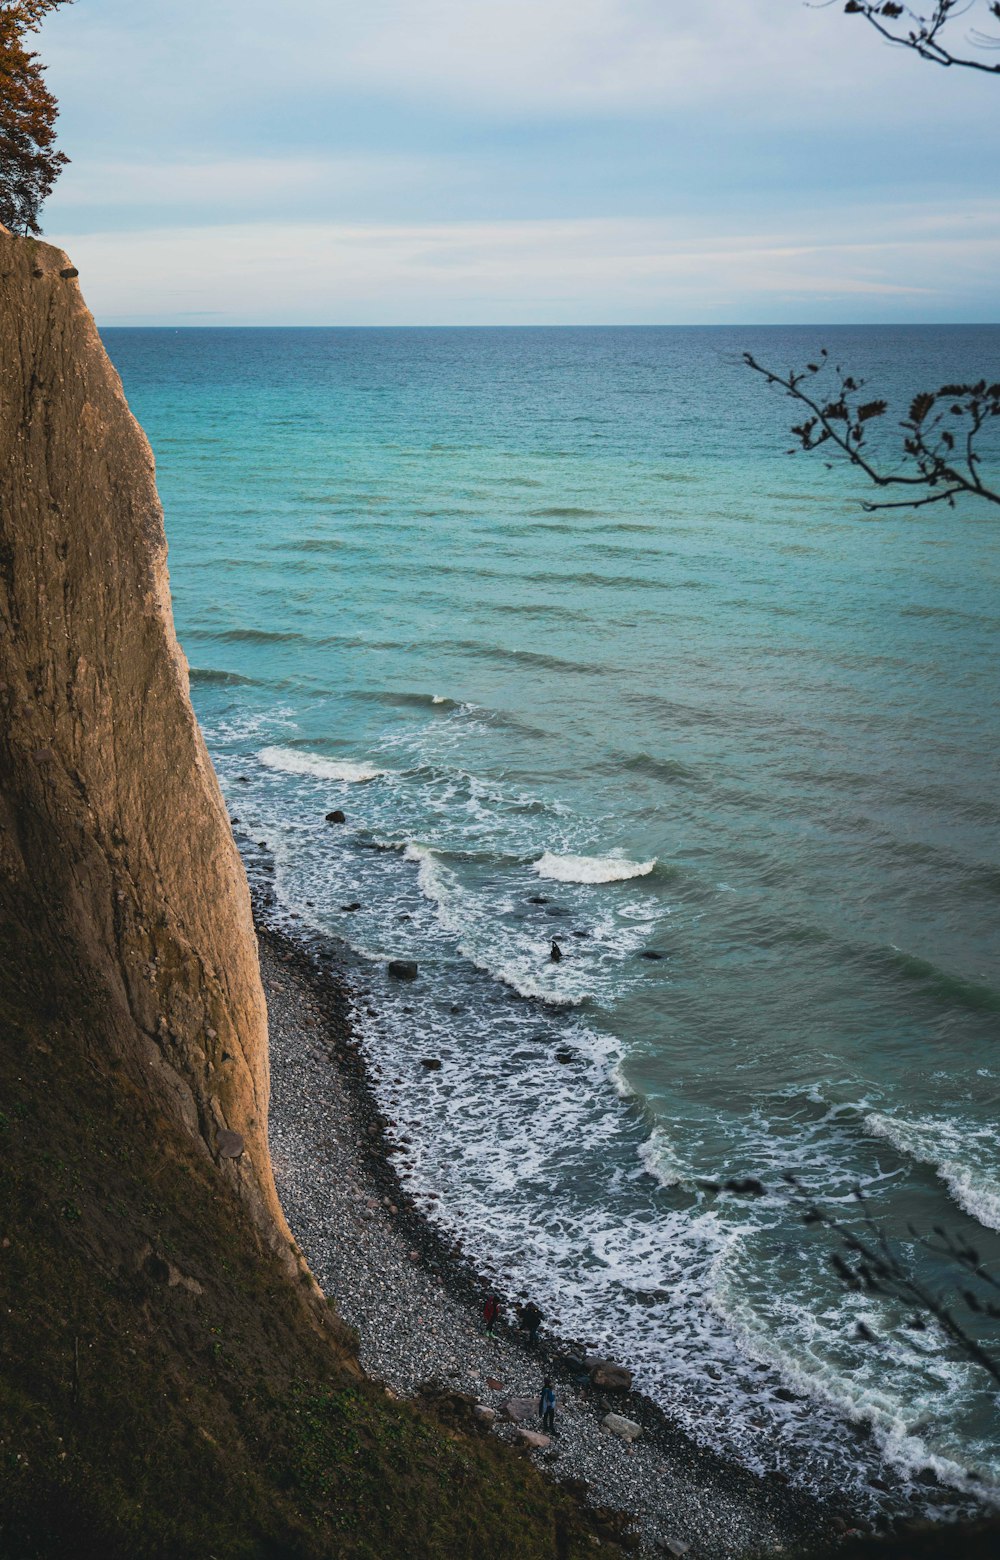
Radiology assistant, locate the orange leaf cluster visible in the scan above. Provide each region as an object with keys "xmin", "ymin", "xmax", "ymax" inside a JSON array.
[{"xmin": 0, "ymin": 1, "xmax": 72, "ymax": 235}]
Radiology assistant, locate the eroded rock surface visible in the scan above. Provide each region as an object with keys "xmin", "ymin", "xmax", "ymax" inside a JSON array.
[{"xmin": 0, "ymin": 228, "xmax": 303, "ymax": 1280}]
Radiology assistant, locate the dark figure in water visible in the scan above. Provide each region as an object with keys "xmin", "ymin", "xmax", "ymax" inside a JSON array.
[
  {"xmin": 482, "ymin": 1293, "xmax": 500, "ymax": 1335},
  {"xmin": 521, "ymin": 1299, "xmax": 543, "ymax": 1347},
  {"xmin": 539, "ymin": 1378, "xmax": 556, "ymax": 1434},
  {"xmin": 550, "ymin": 939, "xmax": 562, "ymax": 962}
]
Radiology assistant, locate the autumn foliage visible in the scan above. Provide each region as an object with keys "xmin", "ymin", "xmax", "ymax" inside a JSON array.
[{"xmin": 0, "ymin": 0, "xmax": 71, "ymax": 235}]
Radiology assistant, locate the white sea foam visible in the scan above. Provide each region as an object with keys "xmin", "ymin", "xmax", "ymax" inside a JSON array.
[
  {"xmin": 709, "ymin": 1235, "xmax": 1000, "ymax": 1503},
  {"xmin": 258, "ymin": 746, "xmax": 386, "ymax": 783},
  {"xmin": 864, "ymin": 1112, "xmax": 1000, "ymax": 1232},
  {"xmin": 534, "ymin": 850, "xmax": 656, "ymax": 884},
  {"xmin": 431, "ymin": 694, "xmax": 448, "ymax": 704},
  {"xmin": 638, "ymin": 1124, "xmax": 687, "ymax": 1187}
]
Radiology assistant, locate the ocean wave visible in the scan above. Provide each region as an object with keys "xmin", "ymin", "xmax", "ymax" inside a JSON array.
[
  {"xmin": 710, "ymin": 1239, "xmax": 999, "ymax": 1503},
  {"xmin": 638, "ymin": 1125, "xmax": 688, "ymax": 1187},
  {"xmin": 258, "ymin": 746, "xmax": 386, "ymax": 783},
  {"xmin": 188, "ymin": 667, "xmax": 258, "ymax": 687},
  {"xmin": 534, "ymin": 851, "xmax": 657, "ymax": 885},
  {"xmin": 864, "ymin": 1113, "xmax": 1000, "ymax": 1232},
  {"xmin": 190, "ymin": 627, "xmax": 309, "ymax": 645}
]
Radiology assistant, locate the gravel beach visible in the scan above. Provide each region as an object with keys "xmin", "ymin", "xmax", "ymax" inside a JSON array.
[{"xmin": 261, "ymin": 919, "xmax": 843, "ymax": 1557}]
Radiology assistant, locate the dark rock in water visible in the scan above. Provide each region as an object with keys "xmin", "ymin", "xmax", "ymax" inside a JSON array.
[
  {"xmin": 397, "ymin": 912, "xmax": 412, "ymax": 920},
  {"xmin": 545, "ymin": 905, "xmax": 567, "ymax": 916},
  {"xmin": 554, "ymin": 1049, "xmax": 574, "ymax": 1064},
  {"xmin": 571, "ymin": 929, "xmax": 589, "ymax": 938},
  {"xmin": 421, "ymin": 1057, "xmax": 442, "ymax": 1070},
  {"xmin": 640, "ymin": 950, "xmax": 664, "ymax": 961},
  {"xmin": 325, "ymin": 808, "xmax": 346, "ymax": 824},
  {"xmin": 773, "ymin": 1387, "xmax": 801, "ymax": 1403},
  {"xmin": 549, "ymin": 940, "xmax": 562, "ymax": 963},
  {"xmin": 340, "ymin": 902, "xmax": 362, "ymax": 912},
  {"xmin": 528, "ymin": 894, "xmax": 548, "ymax": 904},
  {"xmin": 388, "ymin": 959, "xmax": 418, "ymax": 981},
  {"xmin": 236, "ymin": 775, "xmax": 250, "ymax": 783}
]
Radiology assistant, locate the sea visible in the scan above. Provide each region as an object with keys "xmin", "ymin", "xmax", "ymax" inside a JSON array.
[{"xmin": 103, "ymin": 324, "xmax": 1000, "ymax": 1522}]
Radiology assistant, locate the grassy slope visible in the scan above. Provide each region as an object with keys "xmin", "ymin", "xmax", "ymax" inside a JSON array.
[{"xmin": 0, "ymin": 924, "xmax": 607, "ymax": 1560}]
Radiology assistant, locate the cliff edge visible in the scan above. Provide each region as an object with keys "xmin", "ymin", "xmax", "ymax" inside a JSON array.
[{"xmin": 0, "ymin": 228, "xmax": 302, "ymax": 1269}]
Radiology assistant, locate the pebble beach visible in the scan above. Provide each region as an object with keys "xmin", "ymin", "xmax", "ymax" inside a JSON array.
[{"xmin": 261, "ymin": 919, "xmax": 843, "ymax": 1557}]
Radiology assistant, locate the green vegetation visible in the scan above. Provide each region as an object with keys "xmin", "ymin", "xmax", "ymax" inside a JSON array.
[{"xmin": 0, "ymin": 934, "xmax": 601, "ymax": 1559}]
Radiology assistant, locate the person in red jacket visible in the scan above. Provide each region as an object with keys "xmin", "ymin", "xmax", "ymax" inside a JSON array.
[{"xmin": 482, "ymin": 1293, "xmax": 501, "ymax": 1335}]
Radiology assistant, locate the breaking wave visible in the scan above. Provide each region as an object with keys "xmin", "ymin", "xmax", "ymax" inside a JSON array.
[
  {"xmin": 258, "ymin": 747, "xmax": 386, "ymax": 783},
  {"xmin": 534, "ymin": 850, "xmax": 657, "ymax": 884}
]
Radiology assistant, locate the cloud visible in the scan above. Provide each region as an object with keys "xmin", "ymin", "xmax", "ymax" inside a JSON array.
[{"xmin": 60, "ymin": 203, "xmax": 1000, "ymax": 326}]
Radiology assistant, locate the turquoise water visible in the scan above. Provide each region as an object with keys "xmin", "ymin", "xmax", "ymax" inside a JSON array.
[{"xmin": 105, "ymin": 326, "xmax": 1000, "ymax": 1516}]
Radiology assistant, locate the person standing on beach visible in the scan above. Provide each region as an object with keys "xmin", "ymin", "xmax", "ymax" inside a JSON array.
[
  {"xmin": 539, "ymin": 1378, "xmax": 556, "ymax": 1434},
  {"xmin": 521, "ymin": 1298, "xmax": 543, "ymax": 1348},
  {"xmin": 483, "ymin": 1293, "xmax": 500, "ymax": 1335}
]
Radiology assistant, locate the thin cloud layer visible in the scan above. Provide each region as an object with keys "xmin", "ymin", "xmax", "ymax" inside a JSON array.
[
  {"xmin": 38, "ymin": 0, "xmax": 999, "ymax": 322},
  {"xmin": 64, "ymin": 203, "xmax": 1000, "ymax": 326}
]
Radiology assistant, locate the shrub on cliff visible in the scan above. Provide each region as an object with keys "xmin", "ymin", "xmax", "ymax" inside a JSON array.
[{"xmin": 0, "ymin": 0, "xmax": 71, "ymax": 234}]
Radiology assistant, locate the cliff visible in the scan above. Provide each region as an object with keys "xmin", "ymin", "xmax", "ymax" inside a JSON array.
[
  {"xmin": 0, "ymin": 227, "xmax": 297, "ymax": 1271},
  {"xmin": 0, "ymin": 228, "xmax": 599, "ymax": 1559}
]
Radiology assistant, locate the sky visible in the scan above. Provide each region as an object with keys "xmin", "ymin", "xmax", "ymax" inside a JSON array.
[{"xmin": 38, "ymin": 0, "xmax": 1000, "ymax": 325}]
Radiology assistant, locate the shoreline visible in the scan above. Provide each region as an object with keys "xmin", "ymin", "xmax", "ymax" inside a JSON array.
[{"xmin": 257, "ymin": 899, "xmax": 848, "ymax": 1556}]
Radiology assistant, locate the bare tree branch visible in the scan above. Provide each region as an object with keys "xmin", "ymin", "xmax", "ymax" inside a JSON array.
[
  {"xmin": 744, "ymin": 352, "xmax": 1000, "ymax": 512},
  {"xmin": 834, "ymin": 1, "xmax": 1000, "ymax": 75}
]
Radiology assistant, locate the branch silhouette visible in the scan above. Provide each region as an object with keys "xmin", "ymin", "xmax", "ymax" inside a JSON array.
[
  {"xmin": 745, "ymin": 352, "xmax": 1000, "ymax": 511},
  {"xmin": 834, "ymin": 1, "xmax": 1000, "ymax": 77}
]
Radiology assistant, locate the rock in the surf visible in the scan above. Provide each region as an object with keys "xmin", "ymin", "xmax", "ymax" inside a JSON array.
[
  {"xmin": 325, "ymin": 808, "xmax": 346, "ymax": 824},
  {"xmin": 388, "ymin": 960, "xmax": 418, "ymax": 981},
  {"xmin": 549, "ymin": 940, "xmax": 562, "ymax": 962}
]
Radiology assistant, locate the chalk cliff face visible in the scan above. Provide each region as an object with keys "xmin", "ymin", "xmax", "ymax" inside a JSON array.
[{"xmin": 0, "ymin": 228, "xmax": 294, "ymax": 1268}]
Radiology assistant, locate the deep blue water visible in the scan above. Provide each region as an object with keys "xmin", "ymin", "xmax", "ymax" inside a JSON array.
[{"xmin": 103, "ymin": 325, "xmax": 1000, "ymax": 1517}]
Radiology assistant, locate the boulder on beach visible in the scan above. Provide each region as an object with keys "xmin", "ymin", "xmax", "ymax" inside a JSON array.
[
  {"xmin": 473, "ymin": 1405, "xmax": 497, "ymax": 1425},
  {"xmin": 502, "ymin": 1396, "xmax": 538, "ymax": 1423},
  {"xmin": 602, "ymin": 1413, "xmax": 641, "ymax": 1442},
  {"xmin": 516, "ymin": 1428, "xmax": 551, "ymax": 1449},
  {"xmin": 587, "ymin": 1357, "xmax": 634, "ymax": 1392},
  {"xmin": 388, "ymin": 960, "xmax": 418, "ymax": 980}
]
